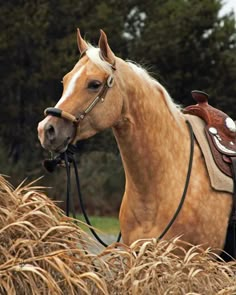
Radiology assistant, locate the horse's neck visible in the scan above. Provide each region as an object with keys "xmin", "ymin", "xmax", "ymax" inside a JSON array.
[{"xmin": 113, "ymin": 72, "xmax": 188, "ymax": 198}]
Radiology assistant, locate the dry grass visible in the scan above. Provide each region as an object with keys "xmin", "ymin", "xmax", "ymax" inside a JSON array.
[{"xmin": 0, "ymin": 174, "xmax": 236, "ymax": 294}]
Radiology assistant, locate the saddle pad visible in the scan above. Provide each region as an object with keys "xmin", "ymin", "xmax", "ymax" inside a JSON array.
[{"xmin": 184, "ymin": 114, "xmax": 233, "ymax": 193}]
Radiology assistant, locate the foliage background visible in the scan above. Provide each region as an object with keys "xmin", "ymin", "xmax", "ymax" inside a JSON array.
[{"xmin": 0, "ymin": 0, "xmax": 236, "ymax": 216}]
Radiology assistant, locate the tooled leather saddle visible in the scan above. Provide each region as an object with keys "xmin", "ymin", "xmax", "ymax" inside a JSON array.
[
  {"xmin": 183, "ymin": 90, "xmax": 236, "ymax": 260},
  {"xmin": 183, "ymin": 90, "xmax": 236, "ymax": 177}
]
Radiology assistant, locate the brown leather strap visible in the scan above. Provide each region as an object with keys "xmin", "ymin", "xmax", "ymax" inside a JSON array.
[
  {"xmin": 229, "ymin": 157, "xmax": 236, "ymax": 258},
  {"xmin": 44, "ymin": 74, "xmax": 114, "ymax": 123},
  {"xmin": 230, "ymin": 157, "xmax": 236, "ymax": 219}
]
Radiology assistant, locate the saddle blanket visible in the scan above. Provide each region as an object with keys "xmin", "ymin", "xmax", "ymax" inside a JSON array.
[{"xmin": 184, "ymin": 114, "xmax": 233, "ymax": 193}]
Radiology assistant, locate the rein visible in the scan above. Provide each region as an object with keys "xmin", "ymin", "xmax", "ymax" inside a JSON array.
[
  {"xmin": 43, "ymin": 120, "xmax": 194, "ymax": 247},
  {"xmin": 42, "ymin": 51, "xmax": 195, "ymax": 246},
  {"xmin": 43, "ymin": 54, "xmax": 120, "ymax": 247},
  {"xmin": 157, "ymin": 120, "xmax": 194, "ymax": 240},
  {"xmin": 43, "ymin": 146, "xmax": 121, "ymax": 247}
]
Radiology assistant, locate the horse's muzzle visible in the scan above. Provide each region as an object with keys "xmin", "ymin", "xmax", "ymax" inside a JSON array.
[{"xmin": 37, "ymin": 116, "xmax": 74, "ymax": 152}]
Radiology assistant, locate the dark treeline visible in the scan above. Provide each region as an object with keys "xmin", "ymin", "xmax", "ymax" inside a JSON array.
[{"xmin": 0, "ymin": 0, "xmax": 236, "ymax": 215}]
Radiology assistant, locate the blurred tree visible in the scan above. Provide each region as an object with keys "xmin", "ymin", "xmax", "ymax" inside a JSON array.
[
  {"xmin": 0, "ymin": 1, "xmax": 50, "ymax": 171},
  {"xmin": 125, "ymin": 0, "xmax": 236, "ymax": 116},
  {"xmin": 0, "ymin": 0, "xmax": 236, "ymax": 214}
]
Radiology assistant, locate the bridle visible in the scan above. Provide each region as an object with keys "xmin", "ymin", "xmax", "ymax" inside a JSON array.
[
  {"xmin": 42, "ymin": 51, "xmax": 195, "ymax": 247},
  {"xmin": 44, "ymin": 74, "xmax": 115, "ymax": 123},
  {"xmin": 42, "ymin": 120, "xmax": 194, "ymax": 247},
  {"xmin": 44, "ymin": 54, "xmax": 116, "ymax": 144},
  {"xmin": 43, "ymin": 52, "xmax": 121, "ymax": 247}
]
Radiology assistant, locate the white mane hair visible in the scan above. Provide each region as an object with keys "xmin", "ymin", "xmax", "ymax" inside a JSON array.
[
  {"xmin": 127, "ymin": 61, "xmax": 182, "ymax": 121},
  {"xmin": 85, "ymin": 45, "xmax": 181, "ymax": 121},
  {"xmin": 86, "ymin": 45, "xmax": 113, "ymax": 75}
]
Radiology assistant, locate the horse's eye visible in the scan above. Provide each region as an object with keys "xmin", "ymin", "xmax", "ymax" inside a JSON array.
[{"xmin": 88, "ymin": 80, "xmax": 102, "ymax": 90}]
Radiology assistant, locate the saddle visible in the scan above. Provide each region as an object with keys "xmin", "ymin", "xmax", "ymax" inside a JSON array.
[
  {"xmin": 183, "ymin": 90, "xmax": 236, "ymax": 177},
  {"xmin": 183, "ymin": 91, "xmax": 236, "ymax": 260}
]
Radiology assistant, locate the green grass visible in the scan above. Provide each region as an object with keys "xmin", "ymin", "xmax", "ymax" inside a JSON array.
[{"xmin": 74, "ymin": 214, "xmax": 120, "ymax": 235}]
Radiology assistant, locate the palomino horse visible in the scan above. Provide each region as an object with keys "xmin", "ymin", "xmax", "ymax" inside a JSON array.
[{"xmin": 38, "ymin": 29, "xmax": 232, "ymax": 251}]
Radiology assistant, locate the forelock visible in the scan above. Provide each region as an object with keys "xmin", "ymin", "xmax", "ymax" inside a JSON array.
[{"xmin": 86, "ymin": 46, "xmax": 113, "ymax": 75}]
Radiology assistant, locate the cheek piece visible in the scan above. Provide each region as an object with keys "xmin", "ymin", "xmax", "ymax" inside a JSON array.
[
  {"xmin": 43, "ymin": 72, "xmax": 115, "ymax": 145},
  {"xmin": 44, "ymin": 72, "xmax": 115, "ymax": 126}
]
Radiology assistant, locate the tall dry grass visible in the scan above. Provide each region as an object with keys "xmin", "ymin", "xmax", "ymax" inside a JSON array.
[{"xmin": 0, "ymin": 174, "xmax": 236, "ymax": 294}]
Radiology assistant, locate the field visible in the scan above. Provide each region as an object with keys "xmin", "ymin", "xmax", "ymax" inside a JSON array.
[
  {"xmin": 75, "ymin": 214, "xmax": 120, "ymax": 234},
  {"xmin": 1, "ymin": 175, "xmax": 236, "ymax": 294}
]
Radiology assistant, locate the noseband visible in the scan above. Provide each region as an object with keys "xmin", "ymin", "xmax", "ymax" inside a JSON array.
[{"xmin": 44, "ymin": 53, "xmax": 116, "ymax": 132}]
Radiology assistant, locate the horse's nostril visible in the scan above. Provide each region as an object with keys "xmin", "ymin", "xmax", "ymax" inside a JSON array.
[{"xmin": 45, "ymin": 124, "xmax": 55, "ymax": 141}]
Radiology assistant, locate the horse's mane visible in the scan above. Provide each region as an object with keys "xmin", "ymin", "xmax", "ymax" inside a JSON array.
[
  {"xmin": 86, "ymin": 46, "xmax": 113, "ymax": 75},
  {"xmin": 126, "ymin": 61, "xmax": 182, "ymax": 121},
  {"xmin": 86, "ymin": 46, "xmax": 181, "ymax": 122}
]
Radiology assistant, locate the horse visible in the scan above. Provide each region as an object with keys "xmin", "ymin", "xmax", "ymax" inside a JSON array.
[{"xmin": 37, "ymin": 29, "xmax": 232, "ymax": 252}]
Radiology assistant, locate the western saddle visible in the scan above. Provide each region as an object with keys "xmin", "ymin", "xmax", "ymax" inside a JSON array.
[
  {"xmin": 183, "ymin": 90, "xmax": 236, "ymax": 259},
  {"xmin": 183, "ymin": 90, "xmax": 236, "ymax": 177}
]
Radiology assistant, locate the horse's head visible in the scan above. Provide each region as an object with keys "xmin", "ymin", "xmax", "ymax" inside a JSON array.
[{"xmin": 38, "ymin": 29, "xmax": 123, "ymax": 152}]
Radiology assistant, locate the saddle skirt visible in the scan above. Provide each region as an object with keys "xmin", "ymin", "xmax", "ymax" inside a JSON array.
[{"xmin": 183, "ymin": 90, "xmax": 236, "ymax": 192}]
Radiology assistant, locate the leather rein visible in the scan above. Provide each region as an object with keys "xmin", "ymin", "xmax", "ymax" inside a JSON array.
[
  {"xmin": 43, "ymin": 57, "xmax": 120, "ymax": 247},
  {"xmin": 43, "ymin": 53, "xmax": 195, "ymax": 247}
]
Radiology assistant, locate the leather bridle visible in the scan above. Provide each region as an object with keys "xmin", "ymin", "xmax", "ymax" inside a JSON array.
[
  {"xmin": 44, "ymin": 54, "xmax": 116, "ymax": 140},
  {"xmin": 42, "ymin": 51, "xmax": 195, "ymax": 247}
]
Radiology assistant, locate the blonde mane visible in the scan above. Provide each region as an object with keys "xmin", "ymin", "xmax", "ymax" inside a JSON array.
[
  {"xmin": 86, "ymin": 45, "xmax": 113, "ymax": 75},
  {"xmin": 127, "ymin": 61, "xmax": 182, "ymax": 121},
  {"xmin": 86, "ymin": 45, "xmax": 182, "ymax": 121}
]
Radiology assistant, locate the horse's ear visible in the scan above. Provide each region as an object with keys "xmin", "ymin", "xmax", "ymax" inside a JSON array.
[
  {"xmin": 77, "ymin": 28, "xmax": 88, "ymax": 55},
  {"xmin": 98, "ymin": 30, "xmax": 115, "ymax": 64}
]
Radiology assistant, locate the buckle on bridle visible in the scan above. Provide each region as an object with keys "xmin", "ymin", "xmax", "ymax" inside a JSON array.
[{"xmin": 107, "ymin": 75, "xmax": 114, "ymax": 88}]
